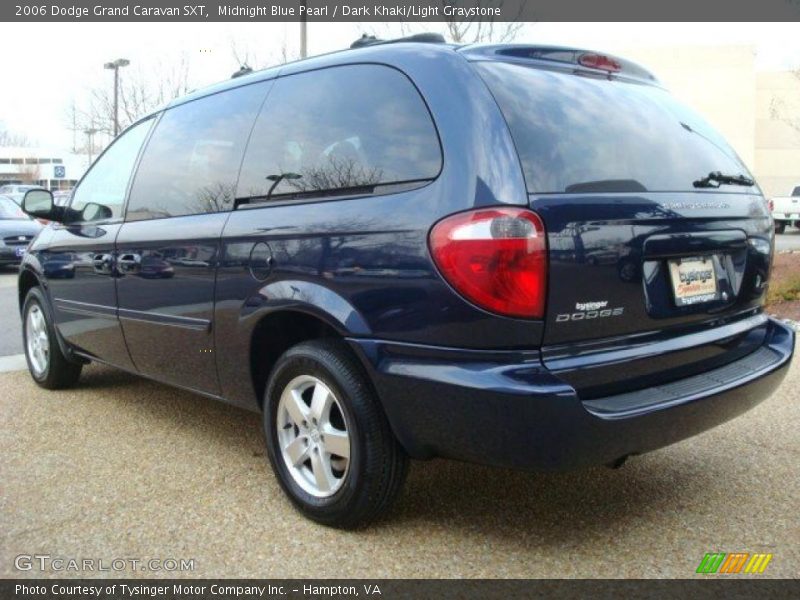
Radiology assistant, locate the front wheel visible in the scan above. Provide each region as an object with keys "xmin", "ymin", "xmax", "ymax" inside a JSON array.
[
  {"xmin": 263, "ymin": 338, "xmax": 408, "ymax": 529},
  {"xmin": 775, "ymin": 221, "xmax": 786, "ymax": 234},
  {"xmin": 22, "ymin": 287, "xmax": 82, "ymax": 389}
]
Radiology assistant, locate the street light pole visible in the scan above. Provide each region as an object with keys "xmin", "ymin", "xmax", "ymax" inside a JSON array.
[
  {"xmin": 113, "ymin": 66, "xmax": 119, "ymax": 135},
  {"xmin": 83, "ymin": 128, "xmax": 99, "ymax": 165},
  {"xmin": 104, "ymin": 58, "xmax": 130, "ymax": 137}
]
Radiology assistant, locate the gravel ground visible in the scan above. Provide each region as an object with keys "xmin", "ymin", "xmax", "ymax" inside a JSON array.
[{"xmin": 1, "ymin": 360, "xmax": 798, "ymax": 579}]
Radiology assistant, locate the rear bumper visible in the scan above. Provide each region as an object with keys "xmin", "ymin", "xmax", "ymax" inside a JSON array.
[{"xmin": 349, "ymin": 317, "xmax": 795, "ymax": 471}]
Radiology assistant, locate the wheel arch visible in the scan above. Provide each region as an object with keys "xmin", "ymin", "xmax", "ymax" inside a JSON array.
[
  {"xmin": 18, "ymin": 267, "xmax": 85, "ymax": 365},
  {"xmin": 248, "ymin": 309, "xmax": 348, "ymax": 410},
  {"xmin": 18, "ymin": 267, "xmax": 41, "ymax": 314}
]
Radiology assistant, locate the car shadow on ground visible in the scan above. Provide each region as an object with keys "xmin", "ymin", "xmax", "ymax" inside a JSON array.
[{"xmin": 74, "ymin": 364, "xmax": 709, "ymax": 548}]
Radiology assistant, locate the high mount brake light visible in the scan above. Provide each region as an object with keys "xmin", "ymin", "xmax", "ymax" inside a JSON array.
[
  {"xmin": 578, "ymin": 53, "xmax": 622, "ymax": 72},
  {"xmin": 429, "ymin": 208, "xmax": 547, "ymax": 319}
]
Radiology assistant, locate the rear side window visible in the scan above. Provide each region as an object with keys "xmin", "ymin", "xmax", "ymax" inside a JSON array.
[
  {"xmin": 793, "ymin": 186, "xmax": 800, "ymax": 197},
  {"xmin": 237, "ymin": 64, "xmax": 441, "ymax": 201},
  {"xmin": 126, "ymin": 83, "xmax": 269, "ymax": 221},
  {"xmin": 475, "ymin": 61, "xmax": 752, "ymax": 194}
]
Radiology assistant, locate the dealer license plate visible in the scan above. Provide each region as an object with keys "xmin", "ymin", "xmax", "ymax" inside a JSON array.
[{"xmin": 668, "ymin": 256, "xmax": 718, "ymax": 306}]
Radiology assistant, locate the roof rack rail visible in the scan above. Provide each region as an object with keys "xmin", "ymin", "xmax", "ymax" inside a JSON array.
[
  {"xmin": 350, "ymin": 32, "xmax": 447, "ymax": 49},
  {"xmin": 231, "ymin": 64, "xmax": 253, "ymax": 79}
]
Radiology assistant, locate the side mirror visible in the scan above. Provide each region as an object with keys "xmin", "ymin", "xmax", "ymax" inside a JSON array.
[
  {"xmin": 80, "ymin": 202, "xmax": 113, "ymax": 222},
  {"xmin": 21, "ymin": 189, "xmax": 58, "ymax": 221}
]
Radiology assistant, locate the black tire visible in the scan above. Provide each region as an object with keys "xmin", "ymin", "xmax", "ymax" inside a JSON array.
[
  {"xmin": 263, "ymin": 338, "xmax": 408, "ymax": 529},
  {"xmin": 775, "ymin": 221, "xmax": 786, "ymax": 234},
  {"xmin": 22, "ymin": 286, "xmax": 82, "ymax": 389}
]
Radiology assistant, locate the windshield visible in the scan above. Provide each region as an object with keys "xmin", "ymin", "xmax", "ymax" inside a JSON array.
[
  {"xmin": 475, "ymin": 61, "xmax": 753, "ymax": 194},
  {"xmin": 0, "ymin": 196, "xmax": 29, "ymax": 219}
]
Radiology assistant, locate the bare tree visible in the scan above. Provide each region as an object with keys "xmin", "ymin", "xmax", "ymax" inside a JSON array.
[
  {"xmin": 66, "ymin": 56, "xmax": 193, "ymax": 154},
  {"xmin": 230, "ymin": 37, "xmax": 263, "ymax": 71},
  {"xmin": 358, "ymin": 2, "xmax": 526, "ymax": 46},
  {"xmin": 768, "ymin": 68, "xmax": 800, "ymax": 135},
  {"xmin": 16, "ymin": 162, "xmax": 41, "ymax": 184},
  {"xmin": 0, "ymin": 128, "xmax": 32, "ymax": 147},
  {"xmin": 229, "ymin": 33, "xmax": 299, "ymax": 72},
  {"xmin": 440, "ymin": 0, "xmax": 526, "ymax": 43}
]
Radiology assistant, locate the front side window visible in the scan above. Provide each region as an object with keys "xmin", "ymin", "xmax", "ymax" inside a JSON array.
[
  {"xmin": 125, "ymin": 83, "xmax": 269, "ymax": 221},
  {"xmin": 70, "ymin": 118, "xmax": 152, "ymax": 221},
  {"xmin": 237, "ymin": 64, "xmax": 441, "ymax": 201}
]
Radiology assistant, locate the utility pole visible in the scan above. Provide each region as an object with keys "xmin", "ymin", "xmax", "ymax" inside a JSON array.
[
  {"xmin": 300, "ymin": 0, "xmax": 307, "ymax": 58},
  {"xmin": 104, "ymin": 58, "xmax": 130, "ymax": 137},
  {"xmin": 83, "ymin": 128, "xmax": 99, "ymax": 165}
]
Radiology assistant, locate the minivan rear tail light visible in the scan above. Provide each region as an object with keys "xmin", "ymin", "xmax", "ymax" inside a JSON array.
[
  {"xmin": 429, "ymin": 208, "xmax": 547, "ymax": 319},
  {"xmin": 578, "ymin": 53, "xmax": 621, "ymax": 72}
]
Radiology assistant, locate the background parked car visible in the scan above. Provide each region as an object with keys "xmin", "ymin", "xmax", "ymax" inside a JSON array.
[
  {"xmin": 771, "ymin": 185, "xmax": 800, "ymax": 233},
  {"xmin": 52, "ymin": 189, "xmax": 73, "ymax": 207},
  {"xmin": 0, "ymin": 184, "xmax": 46, "ymax": 205},
  {"xmin": 0, "ymin": 195, "xmax": 41, "ymax": 269}
]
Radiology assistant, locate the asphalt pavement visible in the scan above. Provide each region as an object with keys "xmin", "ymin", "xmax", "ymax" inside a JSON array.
[
  {"xmin": 776, "ymin": 226, "xmax": 800, "ymax": 252},
  {"xmin": 0, "ymin": 269, "xmax": 22, "ymax": 357}
]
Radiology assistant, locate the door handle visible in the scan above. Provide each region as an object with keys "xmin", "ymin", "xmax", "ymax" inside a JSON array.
[
  {"xmin": 92, "ymin": 253, "xmax": 113, "ymax": 273},
  {"xmin": 118, "ymin": 253, "xmax": 141, "ymax": 272}
]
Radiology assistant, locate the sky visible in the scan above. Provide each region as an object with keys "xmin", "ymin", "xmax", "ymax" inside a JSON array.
[{"xmin": 0, "ymin": 21, "xmax": 799, "ymax": 151}]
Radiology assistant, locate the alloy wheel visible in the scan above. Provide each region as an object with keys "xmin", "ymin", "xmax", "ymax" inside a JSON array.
[
  {"xmin": 276, "ymin": 374, "xmax": 351, "ymax": 498},
  {"xmin": 26, "ymin": 304, "xmax": 50, "ymax": 376}
]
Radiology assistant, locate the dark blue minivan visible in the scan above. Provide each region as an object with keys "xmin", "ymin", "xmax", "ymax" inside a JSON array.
[{"xmin": 18, "ymin": 37, "xmax": 795, "ymax": 528}]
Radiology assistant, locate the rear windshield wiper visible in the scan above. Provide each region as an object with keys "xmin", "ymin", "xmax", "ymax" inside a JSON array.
[{"xmin": 693, "ymin": 171, "xmax": 754, "ymax": 189}]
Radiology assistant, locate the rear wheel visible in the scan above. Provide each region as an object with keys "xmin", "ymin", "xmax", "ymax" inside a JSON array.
[
  {"xmin": 775, "ymin": 221, "xmax": 786, "ymax": 234},
  {"xmin": 22, "ymin": 287, "xmax": 82, "ymax": 389},
  {"xmin": 263, "ymin": 338, "xmax": 408, "ymax": 529}
]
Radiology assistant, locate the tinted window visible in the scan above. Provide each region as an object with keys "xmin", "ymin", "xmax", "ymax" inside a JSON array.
[
  {"xmin": 792, "ymin": 186, "xmax": 800, "ymax": 197},
  {"xmin": 70, "ymin": 118, "xmax": 152, "ymax": 220},
  {"xmin": 237, "ymin": 65, "xmax": 441, "ymax": 201},
  {"xmin": 476, "ymin": 61, "xmax": 752, "ymax": 194},
  {"xmin": 126, "ymin": 83, "xmax": 268, "ymax": 221}
]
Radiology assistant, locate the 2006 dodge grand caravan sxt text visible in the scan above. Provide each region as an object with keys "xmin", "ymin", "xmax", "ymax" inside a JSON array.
[{"xmin": 18, "ymin": 36, "xmax": 795, "ymax": 528}]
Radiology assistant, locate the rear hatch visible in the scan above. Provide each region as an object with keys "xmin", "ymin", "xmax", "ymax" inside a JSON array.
[{"xmin": 470, "ymin": 48, "xmax": 774, "ymax": 398}]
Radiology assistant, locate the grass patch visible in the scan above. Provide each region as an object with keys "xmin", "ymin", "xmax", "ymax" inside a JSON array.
[{"xmin": 767, "ymin": 275, "xmax": 800, "ymax": 304}]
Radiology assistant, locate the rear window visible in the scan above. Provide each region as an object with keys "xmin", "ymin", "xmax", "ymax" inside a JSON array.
[{"xmin": 475, "ymin": 61, "xmax": 752, "ymax": 194}]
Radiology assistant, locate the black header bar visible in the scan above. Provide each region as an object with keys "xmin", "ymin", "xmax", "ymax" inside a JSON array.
[
  {"xmin": 3, "ymin": 579, "xmax": 800, "ymax": 600},
  {"xmin": 4, "ymin": 0, "xmax": 800, "ymax": 22}
]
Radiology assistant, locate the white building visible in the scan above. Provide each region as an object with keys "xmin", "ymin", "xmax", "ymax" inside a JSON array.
[
  {"xmin": 0, "ymin": 147, "xmax": 86, "ymax": 190},
  {"xmin": 618, "ymin": 45, "xmax": 800, "ymax": 199}
]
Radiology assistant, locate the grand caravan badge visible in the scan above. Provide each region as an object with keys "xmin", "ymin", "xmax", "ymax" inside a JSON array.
[{"xmin": 556, "ymin": 300, "xmax": 624, "ymax": 322}]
